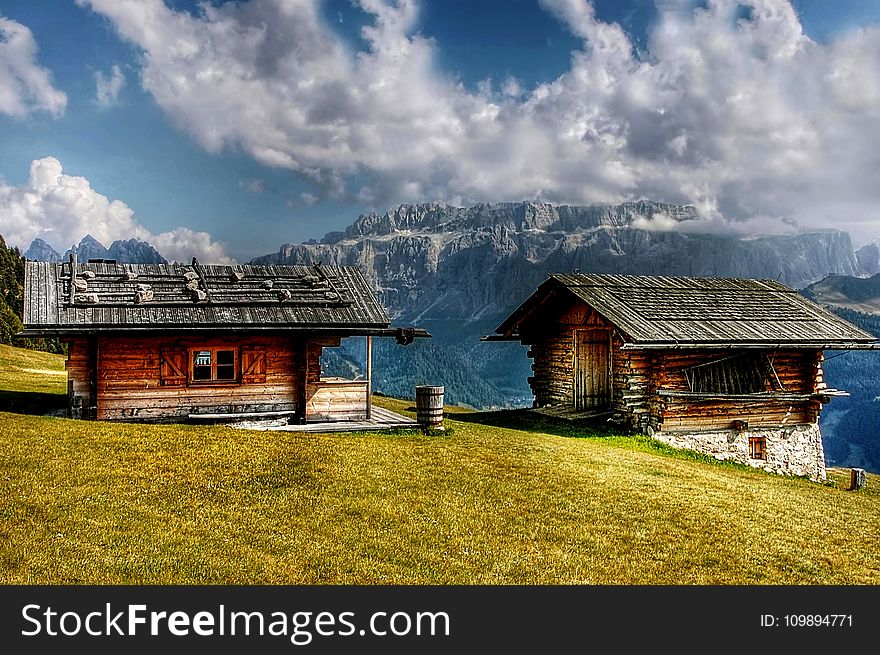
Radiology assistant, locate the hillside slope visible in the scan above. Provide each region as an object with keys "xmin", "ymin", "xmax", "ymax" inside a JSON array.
[
  {"xmin": 805, "ymin": 273, "xmax": 880, "ymax": 314},
  {"xmin": 0, "ymin": 356, "xmax": 878, "ymax": 585}
]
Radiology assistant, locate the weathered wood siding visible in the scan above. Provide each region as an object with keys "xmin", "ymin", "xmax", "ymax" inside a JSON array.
[
  {"xmin": 522, "ymin": 299, "xmax": 613, "ymax": 408},
  {"xmin": 94, "ymin": 335, "xmax": 301, "ymax": 421},
  {"xmin": 65, "ymin": 337, "xmax": 90, "ymax": 419},
  {"xmin": 656, "ymin": 349, "xmax": 822, "ymax": 431},
  {"xmin": 609, "ymin": 340, "xmax": 655, "ymax": 430},
  {"xmin": 306, "ymin": 380, "xmax": 369, "ymax": 421},
  {"xmin": 574, "ymin": 329, "xmax": 610, "ymax": 410},
  {"xmin": 520, "ymin": 295, "xmax": 825, "ymax": 433},
  {"xmin": 303, "ymin": 336, "xmax": 369, "ymax": 422}
]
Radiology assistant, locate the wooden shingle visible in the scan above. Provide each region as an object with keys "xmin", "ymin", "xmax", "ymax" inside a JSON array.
[
  {"xmin": 493, "ymin": 273, "xmax": 878, "ymax": 348},
  {"xmin": 22, "ymin": 261, "xmax": 394, "ymax": 334}
]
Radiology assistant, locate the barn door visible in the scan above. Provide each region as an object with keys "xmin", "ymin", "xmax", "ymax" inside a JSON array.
[{"xmin": 574, "ymin": 330, "xmax": 610, "ymax": 410}]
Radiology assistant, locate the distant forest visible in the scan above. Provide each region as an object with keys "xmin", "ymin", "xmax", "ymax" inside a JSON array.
[{"xmin": 0, "ymin": 235, "xmax": 63, "ymax": 353}]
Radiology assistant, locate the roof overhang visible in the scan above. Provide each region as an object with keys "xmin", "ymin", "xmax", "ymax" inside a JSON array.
[
  {"xmin": 619, "ymin": 341, "xmax": 880, "ymax": 350},
  {"xmin": 480, "ymin": 334, "xmax": 880, "ymax": 349},
  {"xmin": 18, "ymin": 325, "xmax": 431, "ymax": 339}
]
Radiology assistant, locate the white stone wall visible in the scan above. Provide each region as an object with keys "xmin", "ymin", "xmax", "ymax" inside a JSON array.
[{"xmin": 651, "ymin": 423, "xmax": 826, "ymax": 482}]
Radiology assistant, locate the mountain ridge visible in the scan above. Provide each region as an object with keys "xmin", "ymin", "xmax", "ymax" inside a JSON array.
[
  {"xmin": 254, "ymin": 200, "xmax": 866, "ymax": 323},
  {"xmin": 24, "ymin": 235, "xmax": 167, "ymax": 265}
]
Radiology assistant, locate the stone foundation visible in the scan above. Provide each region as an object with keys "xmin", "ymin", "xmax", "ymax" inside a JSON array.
[{"xmin": 651, "ymin": 423, "xmax": 826, "ymax": 481}]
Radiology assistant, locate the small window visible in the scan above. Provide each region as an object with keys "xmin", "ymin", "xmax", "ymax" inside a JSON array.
[
  {"xmin": 190, "ymin": 348, "xmax": 238, "ymax": 383},
  {"xmin": 749, "ymin": 436, "xmax": 766, "ymax": 460}
]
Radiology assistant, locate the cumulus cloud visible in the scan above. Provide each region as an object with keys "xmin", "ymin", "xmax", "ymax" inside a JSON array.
[
  {"xmin": 0, "ymin": 157, "xmax": 233, "ymax": 263},
  {"xmin": 76, "ymin": 0, "xmax": 880, "ymax": 243},
  {"xmin": 94, "ymin": 64, "xmax": 126, "ymax": 107},
  {"xmin": 0, "ymin": 14, "xmax": 67, "ymax": 118}
]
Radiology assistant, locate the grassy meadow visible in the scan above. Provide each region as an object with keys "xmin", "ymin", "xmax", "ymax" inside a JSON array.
[{"xmin": 0, "ymin": 344, "xmax": 878, "ymax": 584}]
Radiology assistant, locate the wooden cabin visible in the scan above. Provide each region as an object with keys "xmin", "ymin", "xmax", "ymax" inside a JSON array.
[
  {"xmin": 484, "ymin": 273, "xmax": 879, "ymax": 480},
  {"xmin": 20, "ymin": 256, "xmax": 427, "ymax": 424}
]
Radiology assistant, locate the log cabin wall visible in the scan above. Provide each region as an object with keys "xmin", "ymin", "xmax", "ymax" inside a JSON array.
[
  {"xmin": 609, "ymin": 338, "xmax": 656, "ymax": 431},
  {"xmin": 649, "ymin": 348, "xmax": 827, "ymax": 481},
  {"xmin": 655, "ymin": 349, "xmax": 822, "ymax": 431},
  {"xmin": 94, "ymin": 334, "xmax": 301, "ymax": 421},
  {"xmin": 522, "ymin": 299, "xmax": 613, "ymax": 408}
]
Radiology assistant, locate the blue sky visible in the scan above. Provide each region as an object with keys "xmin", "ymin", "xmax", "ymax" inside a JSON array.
[{"xmin": 1, "ymin": 0, "xmax": 880, "ymax": 262}]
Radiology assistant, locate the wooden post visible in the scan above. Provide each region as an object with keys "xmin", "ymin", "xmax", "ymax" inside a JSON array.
[
  {"xmin": 87, "ymin": 334, "xmax": 98, "ymax": 420},
  {"xmin": 294, "ymin": 337, "xmax": 306, "ymax": 424},
  {"xmin": 849, "ymin": 468, "xmax": 867, "ymax": 491},
  {"xmin": 68, "ymin": 251, "xmax": 77, "ymax": 304},
  {"xmin": 366, "ymin": 335, "xmax": 372, "ymax": 420}
]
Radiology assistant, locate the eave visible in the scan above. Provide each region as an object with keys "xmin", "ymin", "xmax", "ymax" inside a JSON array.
[
  {"xmin": 619, "ymin": 341, "xmax": 880, "ymax": 350},
  {"xmin": 17, "ymin": 325, "xmax": 431, "ymax": 339}
]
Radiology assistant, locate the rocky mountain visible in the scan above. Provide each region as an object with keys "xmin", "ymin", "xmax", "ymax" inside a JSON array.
[
  {"xmin": 254, "ymin": 201, "xmax": 863, "ymax": 323},
  {"xmin": 106, "ymin": 238, "xmax": 167, "ymax": 264},
  {"xmin": 27, "ymin": 235, "xmax": 171, "ymax": 264},
  {"xmin": 63, "ymin": 235, "xmax": 110, "ymax": 262},
  {"xmin": 23, "ymin": 238, "xmax": 61, "ymax": 262},
  {"xmin": 856, "ymin": 241, "xmax": 880, "ymax": 276}
]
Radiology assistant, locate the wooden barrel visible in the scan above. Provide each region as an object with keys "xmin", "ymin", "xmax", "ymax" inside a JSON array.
[{"xmin": 415, "ymin": 385, "xmax": 444, "ymax": 427}]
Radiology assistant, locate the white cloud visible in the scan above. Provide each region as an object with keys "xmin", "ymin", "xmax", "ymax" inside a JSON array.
[
  {"xmin": 0, "ymin": 157, "xmax": 233, "ymax": 263},
  {"xmin": 94, "ymin": 64, "xmax": 126, "ymax": 107},
  {"xmin": 238, "ymin": 178, "xmax": 265, "ymax": 194},
  {"xmin": 76, "ymin": 0, "xmax": 880, "ymax": 244},
  {"xmin": 299, "ymin": 192, "xmax": 318, "ymax": 206},
  {"xmin": 0, "ymin": 14, "xmax": 67, "ymax": 118}
]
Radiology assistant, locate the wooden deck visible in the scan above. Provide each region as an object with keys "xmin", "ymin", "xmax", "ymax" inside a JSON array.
[{"xmin": 234, "ymin": 405, "xmax": 420, "ymax": 433}]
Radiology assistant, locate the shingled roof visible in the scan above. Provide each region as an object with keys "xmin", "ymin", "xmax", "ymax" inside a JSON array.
[
  {"xmin": 490, "ymin": 273, "xmax": 878, "ymax": 349},
  {"xmin": 20, "ymin": 259, "xmax": 421, "ymax": 336}
]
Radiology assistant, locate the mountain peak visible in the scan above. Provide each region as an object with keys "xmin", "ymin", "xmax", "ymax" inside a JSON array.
[
  {"xmin": 24, "ymin": 238, "xmax": 61, "ymax": 262},
  {"xmin": 54, "ymin": 235, "xmax": 167, "ymax": 264},
  {"xmin": 107, "ymin": 238, "xmax": 167, "ymax": 264},
  {"xmin": 64, "ymin": 235, "xmax": 108, "ymax": 262},
  {"xmin": 856, "ymin": 242, "xmax": 880, "ymax": 276},
  {"xmin": 254, "ymin": 199, "xmax": 860, "ymax": 326}
]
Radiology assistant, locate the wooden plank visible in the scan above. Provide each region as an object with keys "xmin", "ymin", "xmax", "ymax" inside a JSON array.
[
  {"xmin": 242, "ymin": 405, "xmax": 418, "ymax": 432},
  {"xmin": 188, "ymin": 410, "xmax": 298, "ymax": 420},
  {"xmin": 366, "ymin": 335, "xmax": 372, "ymax": 421},
  {"xmin": 574, "ymin": 329, "xmax": 610, "ymax": 410}
]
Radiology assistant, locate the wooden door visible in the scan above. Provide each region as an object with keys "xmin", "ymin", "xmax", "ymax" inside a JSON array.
[{"xmin": 574, "ymin": 330, "xmax": 610, "ymax": 410}]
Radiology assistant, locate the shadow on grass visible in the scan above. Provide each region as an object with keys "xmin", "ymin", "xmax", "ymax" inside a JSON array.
[
  {"xmin": 0, "ymin": 390, "xmax": 66, "ymax": 416},
  {"xmin": 447, "ymin": 407, "xmax": 624, "ymax": 439}
]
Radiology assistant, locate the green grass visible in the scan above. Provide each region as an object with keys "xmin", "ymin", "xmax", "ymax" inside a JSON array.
[
  {"xmin": 1, "ymin": 345, "xmax": 878, "ymax": 584},
  {"xmin": 0, "ymin": 343, "xmax": 67, "ymax": 414},
  {"xmin": 0, "ymin": 343, "xmax": 66, "ymax": 394}
]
